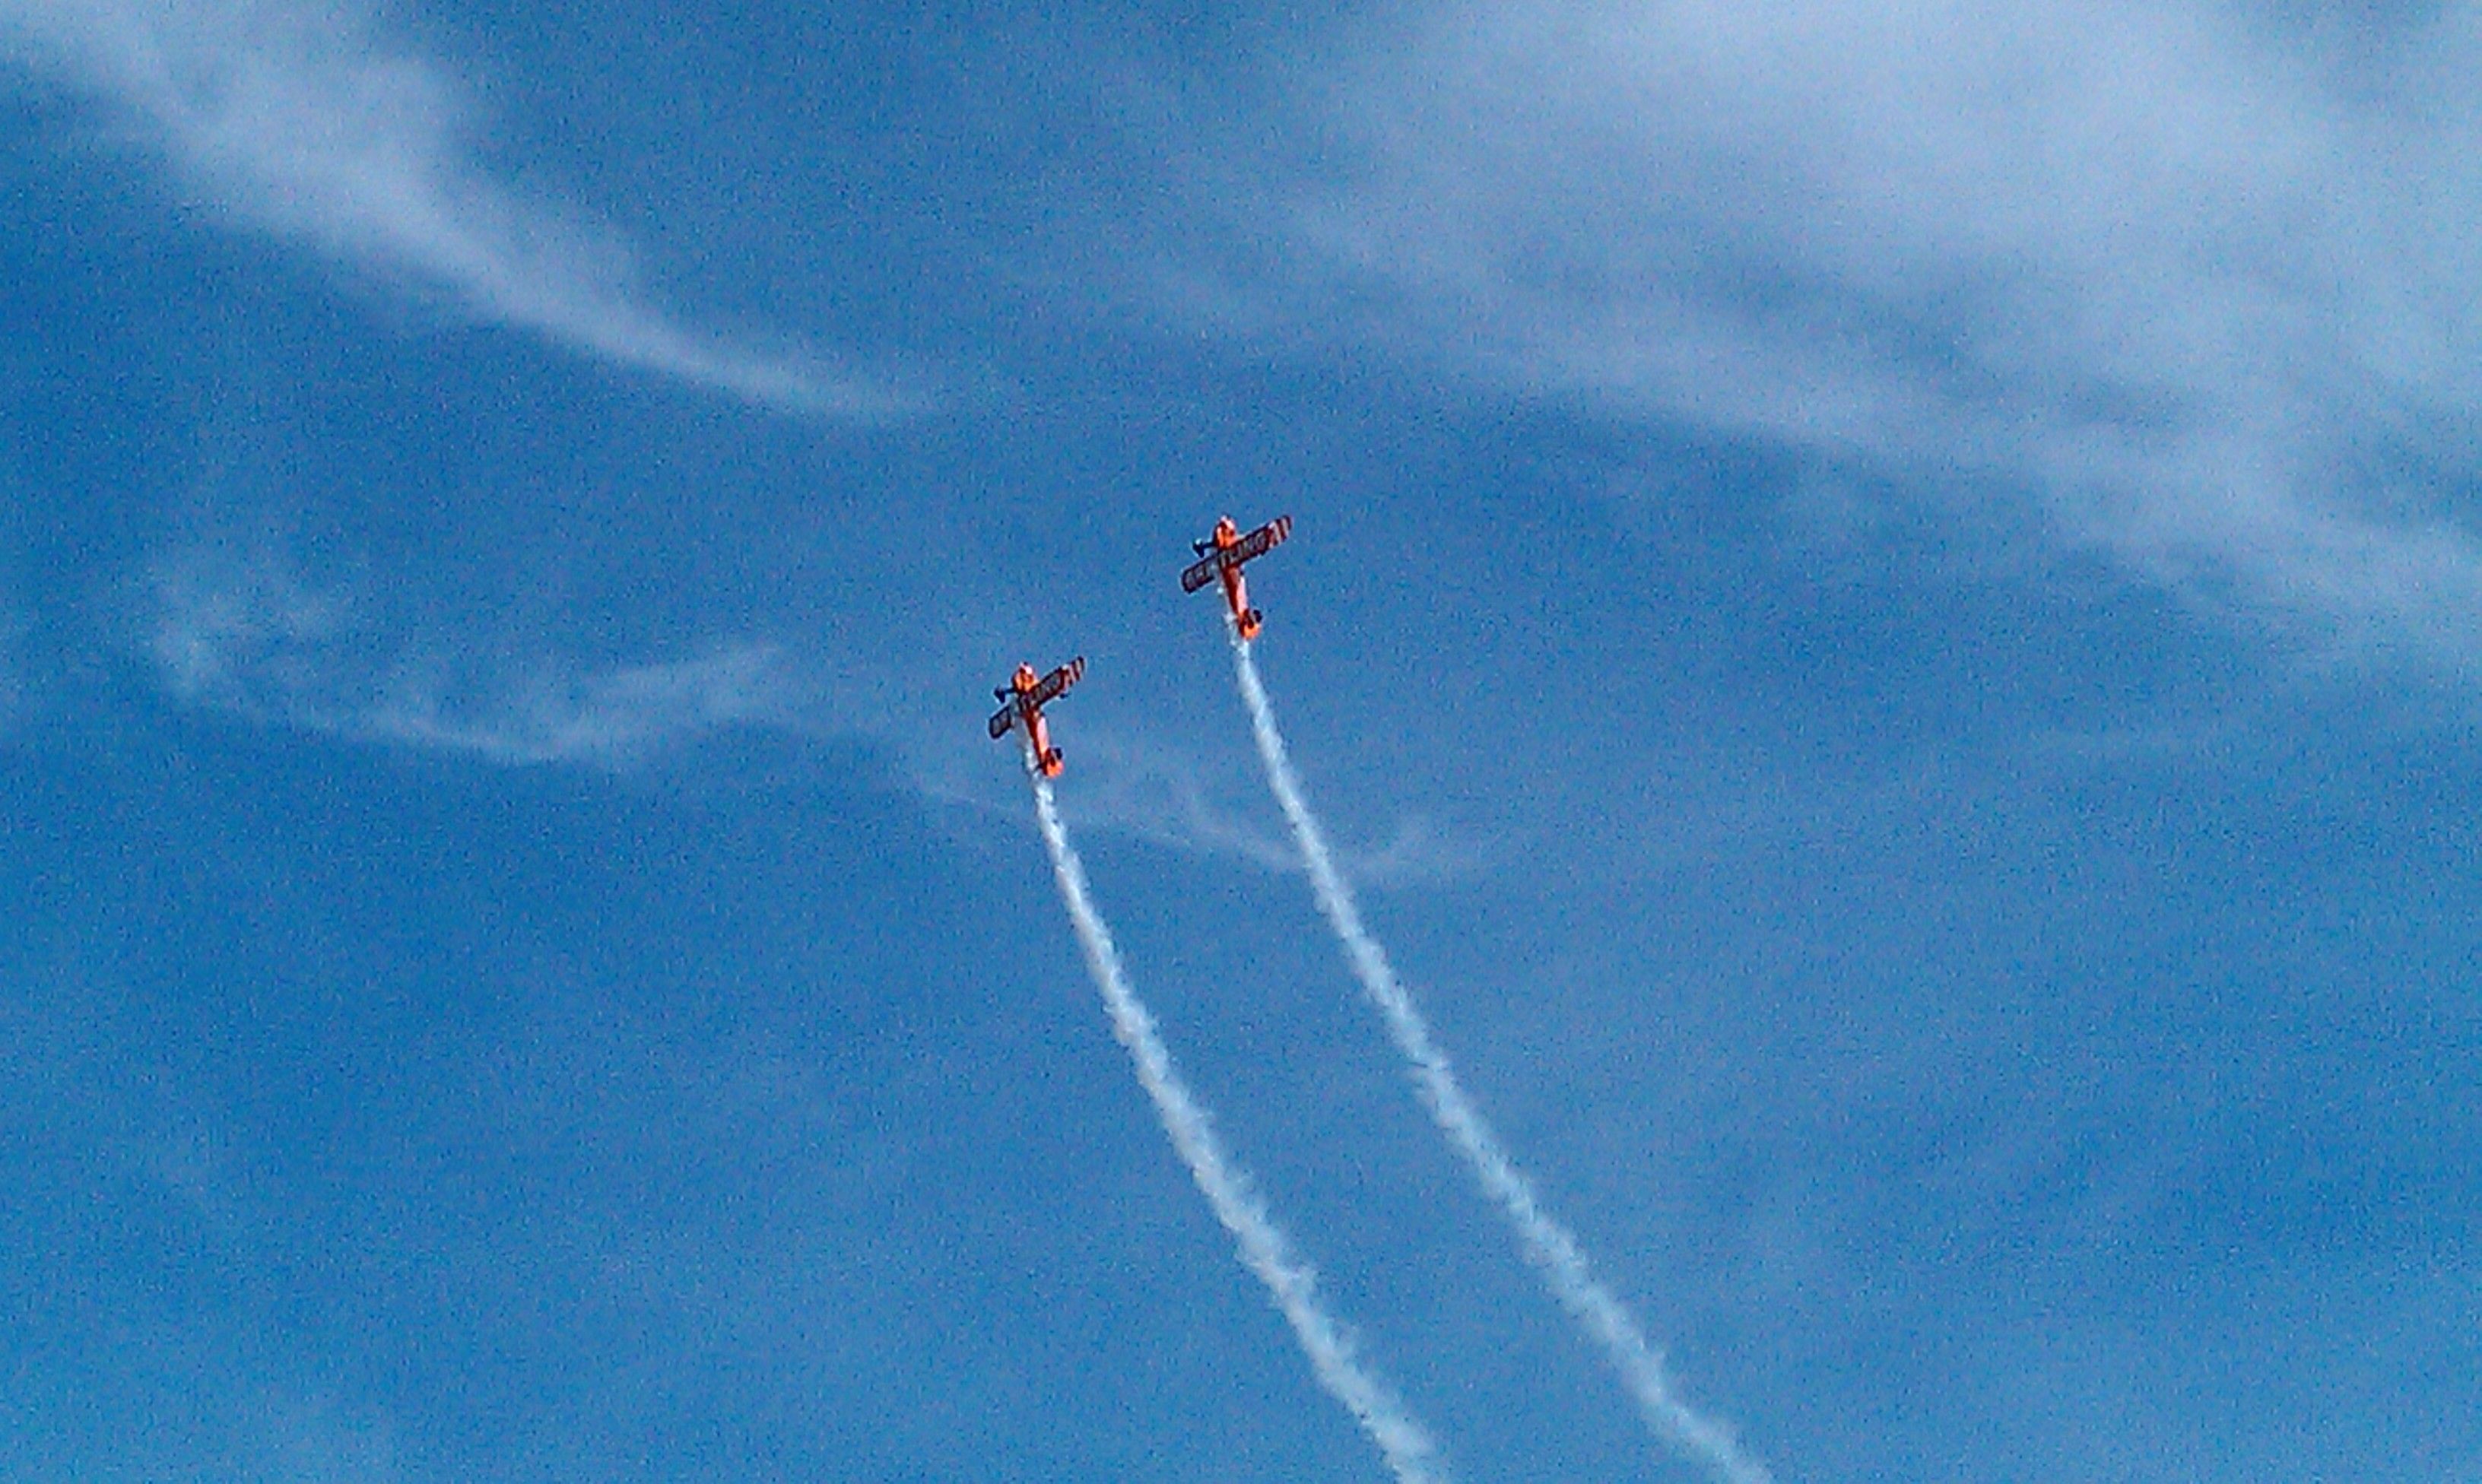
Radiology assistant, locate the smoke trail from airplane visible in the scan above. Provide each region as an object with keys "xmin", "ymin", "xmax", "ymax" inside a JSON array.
[
  {"xmin": 1027, "ymin": 767, "xmax": 1451, "ymax": 1484},
  {"xmin": 1232, "ymin": 639, "xmax": 1771, "ymax": 1484}
]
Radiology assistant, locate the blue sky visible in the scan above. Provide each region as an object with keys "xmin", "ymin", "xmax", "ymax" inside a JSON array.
[{"xmin": 3, "ymin": 0, "xmax": 2478, "ymax": 1479}]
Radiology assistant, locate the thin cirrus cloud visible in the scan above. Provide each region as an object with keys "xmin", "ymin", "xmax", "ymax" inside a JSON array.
[
  {"xmin": 362, "ymin": 647, "xmax": 794, "ymax": 767},
  {"xmin": 0, "ymin": 0, "xmax": 909, "ymax": 418},
  {"xmin": 1054, "ymin": 728, "xmax": 1474, "ymax": 885},
  {"xmin": 146, "ymin": 544, "xmax": 795, "ymax": 766},
  {"xmin": 1151, "ymin": 0, "xmax": 2482, "ymax": 667}
]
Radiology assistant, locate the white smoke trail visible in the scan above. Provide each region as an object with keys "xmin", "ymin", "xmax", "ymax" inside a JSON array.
[
  {"xmin": 1027, "ymin": 766, "xmax": 1451, "ymax": 1484},
  {"xmin": 1233, "ymin": 639, "xmax": 1771, "ymax": 1484}
]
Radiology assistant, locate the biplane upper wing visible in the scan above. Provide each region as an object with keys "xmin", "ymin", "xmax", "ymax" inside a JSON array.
[
  {"xmin": 986, "ymin": 657, "xmax": 1083, "ymax": 738},
  {"xmin": 1179, "ymin": 515, "xmax": 1293, "ymax": 592},
  {"xmin": 1230, "ymin": 515, "xmax": 1290, "ymax": 565},
  {"xmin": 1027, "ymin": 656, "xmax": 1084, "ymax": 709}
]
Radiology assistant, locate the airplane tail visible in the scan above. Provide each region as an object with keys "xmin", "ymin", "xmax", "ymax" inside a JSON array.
[
  {"xmin": 1237, "ymin": 608, "xmax": 1264, "ymax": 640},
  {"xmin": 1037, "ymin": 747, "xmax": 1065, "ymax": 777}
]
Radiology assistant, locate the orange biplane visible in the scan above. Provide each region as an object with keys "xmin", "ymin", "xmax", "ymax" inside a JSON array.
[
  {"xmin": 1180, "ymin": 514, "xmax": 1292, "ymax": 639},
  {"xmin": 988, "ymin": 657, "xmax": 1085, "ymax": 777}
]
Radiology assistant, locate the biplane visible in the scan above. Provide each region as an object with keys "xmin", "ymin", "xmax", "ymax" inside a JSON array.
[
  {"xmin": 1180, "ymin": 514, "xmax": 1292, "ymax": 639},
  {"xmin": 988, "ymin": 657, "xmax": 1085, "ymax": 777}
]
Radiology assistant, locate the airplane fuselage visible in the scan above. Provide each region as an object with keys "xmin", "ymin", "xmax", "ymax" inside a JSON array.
[
  {"xmin": 1211, "ymin": 522, "xmax": 1262, "ymax": 639},
  {"xmin": 990, "ymin": 658, "xmax": 1080, "ymax": 776},
  {"xmin": 1183, "ymin": 514, "xmax": 1287, "ymax": 639}
]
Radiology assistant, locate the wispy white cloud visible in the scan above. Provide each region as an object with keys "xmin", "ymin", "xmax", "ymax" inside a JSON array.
[
  {"xmin": 0, "ymin": 0, "xmax": 909, "ymax": 417},
  {"xmin": 1135, "ymin": 0, "xmax": 2482, "ymax": 667},
  {"xmin": 147, "ymin": 539, "xmax": 348, "ymax": 709},
  {"xmin": 915, "ymin": 720, "xmax": 1484, "ymax": 886},
  {"xmin": 1070, "ymin": 728, "xmax": 1481, "ymax": 885},
  {"xmin": 253, "ymin": 1390, "xmax": 402, "ymax": 1484},
  {"xmin": 361, "ymin": 645, "xmax": 792, "ymax": 766},
  {"xmin": 145, "ymin": 542, "xmax": 797, "ymax": 766}
]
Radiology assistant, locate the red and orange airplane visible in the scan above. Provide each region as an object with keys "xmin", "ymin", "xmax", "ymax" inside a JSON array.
[
  {"xmin": 1181, "ymin": 514, "xmax": 1292, "ymax": 639},
  {"xmin": 988, "ymin": 657, "xmax": 1085, "ymax": 776}
]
